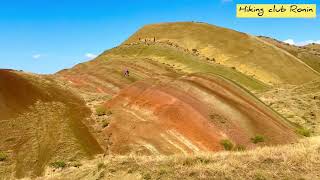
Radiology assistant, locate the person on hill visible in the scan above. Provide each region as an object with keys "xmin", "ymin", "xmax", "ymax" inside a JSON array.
[{"xmin": 124, "ymin": 68, "xmax": 130, "ymax": 77}]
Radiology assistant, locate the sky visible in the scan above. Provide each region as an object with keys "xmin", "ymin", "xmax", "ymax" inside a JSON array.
[{"xmin": 0, "ymin": 0, "xmax": 319, "ymax": 74}]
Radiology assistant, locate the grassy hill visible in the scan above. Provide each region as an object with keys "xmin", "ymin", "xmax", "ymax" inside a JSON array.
[
  {"xmin": 259, "ymin": 36, "xmax": 320, "ymax": 74},
  {"xmin": 0, "ymin": 70, "xmax": 103, "ymax": 178},
  {"xmin": 305, "ymin": 43, "xmax": 320, "ymax": 53},
  {"xmin": 57, "ymin": 31, "xmax": 299, "ymax": 157},
  {"xmin": 124, "ymin": 22, "xmax": 319, "ymax": 85},
  {"xmin": 1, "ymin": 22, "xmax": 319, "ymax": 179}
]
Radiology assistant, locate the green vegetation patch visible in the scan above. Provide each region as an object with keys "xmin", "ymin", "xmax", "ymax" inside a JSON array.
[
  {"xmin": 220, "ymin": 139, "xmax": 234, "ymax": 151},
  {"xmin": 297, "ymin": 128, "xmax": 311, "ymax": 137},
  {"xmin": 251, "ymin": 135, "xmax": 265, "ymax": 144},
  {"xmin": 50, "ymin": 161, "xmax": 66, "ymax": 169},
  {"xmin": 102, "ymin": 121, "xmax": 110, "ymax": 128},
  {"xmin": 95, "ymin": 105, "xmax": 112, "ymax": 116},
  {"xmin": 97, "ymin": 162, "xmax": 106, "ymax": 171},
  {"xmin": 0, "ymin": 152, "xmax": 7, "ymax": 161}
]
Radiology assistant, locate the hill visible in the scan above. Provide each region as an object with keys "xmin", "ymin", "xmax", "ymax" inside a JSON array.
[
  {"xmin": 305, "ymin": 43, "xmax": 320, "ymax": 53},
  {"xmin": 124, "ymin": 22, "xmax": 319, "ymax": 85},
  {"xmin": 0, "ymin": 70, "xmax": 103, "ymax": 178},
  {"xmin": 58, "ymin": 31, "xmax": 298, "ymax": 156},
  {"xmin": 1, "ymin": 22, "xmax": 317, "ymax": 179},
  {"xmin": 259, "ymin": 36, "xmax": 320, "ymax": 74}
]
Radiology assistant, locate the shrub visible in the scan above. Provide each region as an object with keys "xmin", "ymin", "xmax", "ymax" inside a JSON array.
[
  {"xmin": 220, "ymin": 139, "xmax": 234, "ymax": 150},
  {"xmin": 102, "ymin": 121, "xmax": 109, "ymax": 128},
  {"xmin": 251, "ymin": 135, "xmax": 265, "ymax": 144},
  {"xmin": 50, "ymin": 161, "xmax": 66, "ymax": 169},
  {"xmin": 95, "ymin": 106, "xmax": 112, "ymax": 116},
  {"xmin": 97, "ymin": 162, "xmax": 106, "ymax": 171},
  {"xmin": 0, "ymin": 152, "xmax": 7, "ymax": 161},
  {"xmin": 143, "ymin": 173, "xmax": 152, "ymax": 180},
  {"xmin": 95, "ymin": 106, "xmax": 107, "ymax": 116},
  {"xmin": 297, "ymin": 128, "xmax": 311, "ymax": 137}
]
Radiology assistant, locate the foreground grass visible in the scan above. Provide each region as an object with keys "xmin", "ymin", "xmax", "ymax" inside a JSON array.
[{"xmin": 43, "ymin": 137, "xmax": 320, "ymax": 180}]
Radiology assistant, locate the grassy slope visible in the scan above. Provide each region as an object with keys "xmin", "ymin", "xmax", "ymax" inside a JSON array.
[
  {"xmin": 43, "ymin": 136, "xmax": 320, "ymax": 180},
  {"xmin": 124, "ymin": 22, "xmax": 319, "ymax": 85},
  {"xmin": 259, "ymin": 36, "xmax": 320, "ymax": 74},
  {"xmin": 0, "ymin": 70, "xmax": 103, "ymax": 178},
  {"xmin": 258, "ymin": 79, "xmax": 320, "ymax": 135},
  {"xmin": 9, "ymin": 22, "xmax": 318, "ymax": 179},
  {"xmin": 101, "ymin": 43, "xmax": 268, "ymax": 92},
  {"xmin": 305, "ymin": 43, "xmax": 320, "ymax": 53}
]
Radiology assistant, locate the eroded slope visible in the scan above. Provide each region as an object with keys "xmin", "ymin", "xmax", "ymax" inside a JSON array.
[{"xmin": 101, "ymin": 73, "xmax": 297, "ymax": 155}]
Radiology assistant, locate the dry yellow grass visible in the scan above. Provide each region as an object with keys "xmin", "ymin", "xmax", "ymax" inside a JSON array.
[
  {"xmin": 124, "ymin": 22, "xmax": 319, "ymax": 85},
  {"xmin": 258, "ymin": 80, "xmax": 320, "ymax": 135},
  {"xmin": 40, "ymin": 137, "xmax": 320, "ymax": 180},
  {"xmin": 259, "ymin": 36, "xmax": 320, "ymax": 74},
  {"xmin": 0, "ymin": 71, "xmax": 103, "ymax": 179}
]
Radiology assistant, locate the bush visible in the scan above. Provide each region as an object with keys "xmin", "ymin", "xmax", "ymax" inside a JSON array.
[
  {"xmin": 297, "ymin": 128, "xmax": 311, "ymax": 137},
  {"xmin": 251, "ymin": 135, "xmax": 265, "ymax": 144},
  {"xmin": 95, "ymin": 106, "xmax": 112, "ymax": 116},
  {"xmin": 220, "ymin": 139, "xmax": 234, "ymax": 150},
  {"xmin": 97, "ymin": 162, "xmax": 106, "ymax": 171},
  {"xmin": 102, "ymin": 121, "xmax": 110, "ymax": 128},
  {"xmin": 96, "ymin": 106, "xmax": 107, "ymax": 116},
  {"xmin": 0, "ymin": 152, "xmax": 7, "ymax": 161},
  {"xmin": 50, "ymin": 161, "xmax": 66, "ymax": 169},
  {"xmin": 143, "ymin": 173, "xmax": 152, "ymax": 180}
]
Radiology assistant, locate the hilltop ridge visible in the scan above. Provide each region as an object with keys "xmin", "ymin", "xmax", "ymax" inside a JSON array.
[{"xmin": 124, "ymin": 22, "xmax": 319, "ymax": 85}]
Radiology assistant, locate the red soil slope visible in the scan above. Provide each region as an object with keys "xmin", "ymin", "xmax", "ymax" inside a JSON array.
[
  {"xmin": 57, "ymin": 42, "xmax": 299, "ymax": 155},
  {"xmin": 102, "ymin": 74, "xmax": 297, "ymax": 154}
]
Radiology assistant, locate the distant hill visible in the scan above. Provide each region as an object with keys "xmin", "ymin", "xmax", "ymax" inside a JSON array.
[
  {"xmin": 259, "ymin": 36, "xmax": 320, "ymax": 74},
  {"xmin": 305, "ymin": 43, "xmax": 320, "ymax": 53}
]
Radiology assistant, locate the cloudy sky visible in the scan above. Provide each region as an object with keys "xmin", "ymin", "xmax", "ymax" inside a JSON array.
[{"xmin": 0, "ymin": 0, "xmax": 319, "ymax": 73}]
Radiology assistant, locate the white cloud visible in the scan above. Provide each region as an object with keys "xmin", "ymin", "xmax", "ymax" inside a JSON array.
[
  {"xmin": 297, "ymin": 40, "xmax": 320, "ymax": 46},
  {"xmin": 85, "ymin": 53, "xmax": 97, "ymax": 59},
  {"xmin": 32, "ymin": 54, "xmax": 41, "ymax": 59},
  {"xmin": 283, "ymin": 39, "xmax": 320, "ymax": 46}
]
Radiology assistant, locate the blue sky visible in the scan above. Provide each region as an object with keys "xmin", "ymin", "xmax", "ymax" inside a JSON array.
[{"xmin": 0, "ymin": 0, "xmax": 319, "ymax": 74}]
